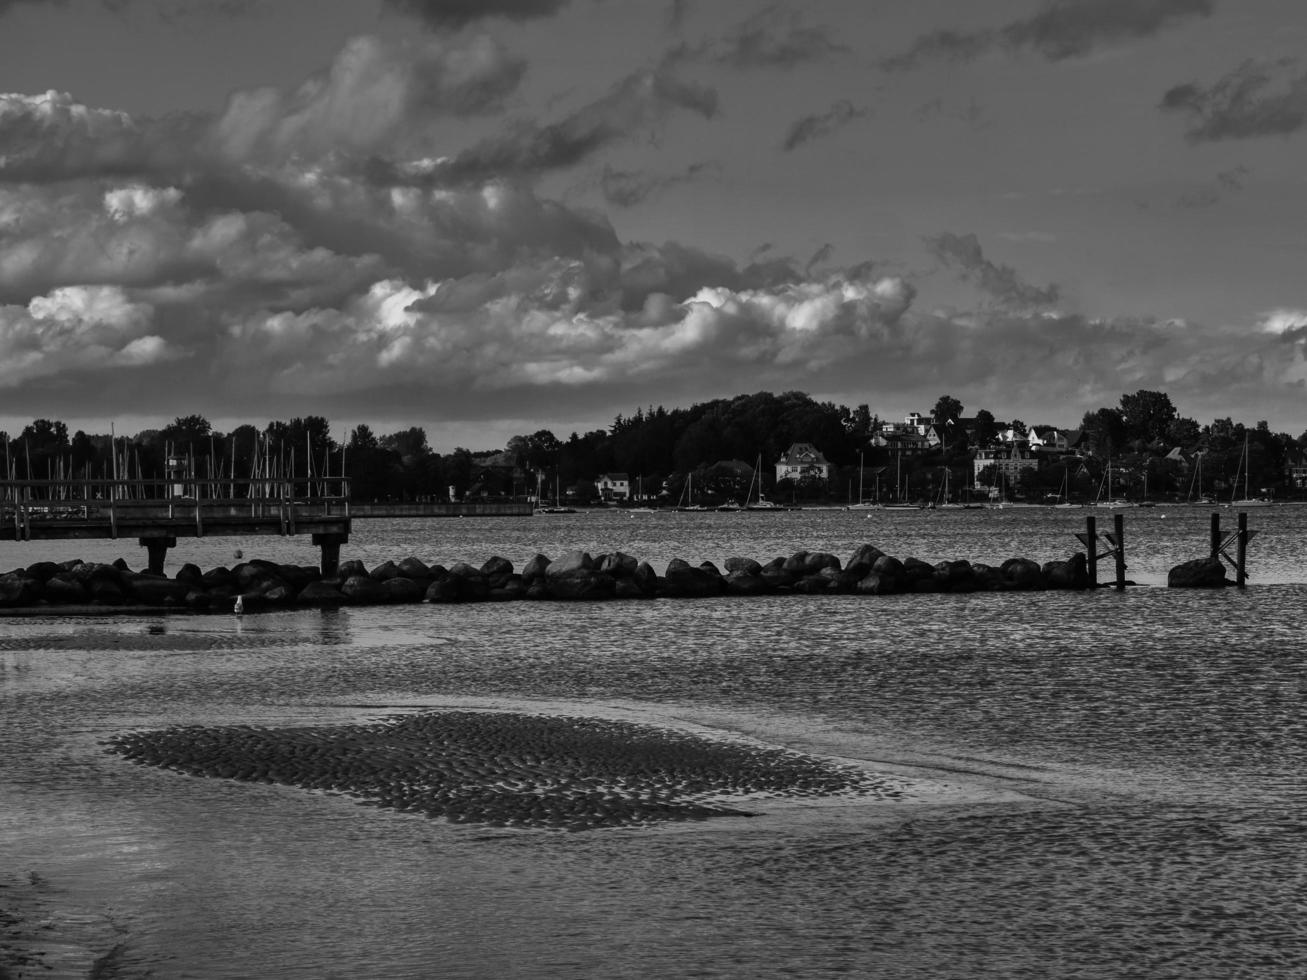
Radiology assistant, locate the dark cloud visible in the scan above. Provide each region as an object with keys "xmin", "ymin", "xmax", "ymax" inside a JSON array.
[
  {"xmin": 804, "ymin": 243, "xmax": 834, "ymax": 275},
  {"xmin": 781, "ymin": 100, "xmax": 867, "ymax": 152},
  {"xmin": 698, "ymin": 7, "xmax": 847, "ymax": 70},
  {"xmin": 884, "ymin": 0, "xmax": 1214, "ymax": 71},
  {"xmin": 1161, "ymin": 58, "xmax": 1307, "ymax": 142},
  {"xmin": 925, "ymin": 232, "xmax": 1060, "ymax": 310},
  {"xmin": 599, "ymin": 161, "xmax": 717, "ymax": 207},
  {"xmin": 381, "ymin": 64, "xmax": 718, "ymax": 186},
  {"xmin": 667, "ymin": 0, "xmax": 688, "ymax": 32},
  {"xmin": 383, "ymin": 0, "xmax": 574, "ymax": 31}
]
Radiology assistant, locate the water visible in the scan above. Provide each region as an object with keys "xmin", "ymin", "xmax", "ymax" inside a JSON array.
[{"xmin": 2, "ymin": 508, "xmax": 1306, "ymax": 978}]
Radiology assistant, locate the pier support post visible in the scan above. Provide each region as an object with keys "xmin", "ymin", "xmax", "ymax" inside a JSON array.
[
  {"xmin": 1114, "ymin": 513, "xmax": 1126, "ymax": 592},
  {"xmin": 1236, "ymin": 512, "xmax": 1248, "ymax": 589},
  {"xmin": 1085, "ymin": 516, "xmax": 1098, "ymax": 588},
  {"xmin": 313, "ymin": 532, "xmax": 347, "ymax": 578},
  {"xmin": 1210, "ymin": 512, "xmax": 1221, "ymax": 559},
  {"xmin": 139, "ymin": 536, "xmax": 176, "ymax": 575}
]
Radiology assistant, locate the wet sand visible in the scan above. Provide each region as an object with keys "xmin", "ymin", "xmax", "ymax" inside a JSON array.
[{"xmin": 104, "ymin": 710, "xmax": 910, "ymax": 832}]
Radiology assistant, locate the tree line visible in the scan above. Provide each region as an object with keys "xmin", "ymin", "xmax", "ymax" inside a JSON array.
[{"xmin": 2, "ymin": 389, "xmax": 1305, "ymax": 503}]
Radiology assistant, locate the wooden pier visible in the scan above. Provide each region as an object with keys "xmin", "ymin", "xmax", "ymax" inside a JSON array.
[{"xmin": 2, "ymin": 476, "xmax": 352, "ymax": 575}]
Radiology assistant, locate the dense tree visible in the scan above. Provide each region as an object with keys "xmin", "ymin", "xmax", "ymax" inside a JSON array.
[
  {"xmin": 932, "ymin": 394, "xmax": 963, "ymax": 426},
  {"xmin": 1119, "ymin": 390, "xmax": 1177, "ymax": 445}
]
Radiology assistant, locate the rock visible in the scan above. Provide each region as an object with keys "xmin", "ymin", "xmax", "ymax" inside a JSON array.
[
  {"xmin": 396, "ymin": 557, "xmax": 430, "ymax": 580},
  {"xmin": 489, "ymin": 577, "xmax": 528, "ymax": 602},
  {"xmin": 614, "ymin": 578, "xmax": 653, "ymax": 599},
  {"xmin": 856, "ymin": 572, "xmax": 896, "ymax": 595},
  {"xmin": 546, "ymin": 551, "xmax": 594, "ymax": 577},
  {"xmin": 340, "ymin": 575, "xmax": 388, "ymax": 604},
  {"xmin": 297, "ymin": 581, "xmax": 346, "ymax": 606},
  {"xmin": 88, "ymin": 576, "xmax": 126, "ymax": 604},
  {"xmin": 369, "ymin": 560, "xmax": 400, "ymax": 582},
  {"xmin": 662, "ymin": 561, "xmax": 724, "ymax": 598},
  {"xmin": 185, "ymin": 590, "xmax": 213, "ymax": 610},
  {"xmin": 424, "ymin": 578, "xmax": 463, "ymax": 603},
  {"xmin": 1001, "ymin": 557, "xmax": 1045, "ymax": 590},
  {"xmin": 1044, "ymin": 553, "xmax": 1089, "ymax": 590},
  {"xmin": 783, "ymin": 551, "xmax": 841, "ymax": 576},
  {"xmin": 632, "ymin": 561, "xmax": 659, "ymax": 595},
  {"xmin": 901, "ymin": 557, "xmax": 935, "ymax": 584},
  {"xmin": 43, "ymin": 574, "xmax": 88, "ymax": 603},
  {"xmin": 201, "ymin": 566, "xmax": 235, "ymax": 589},
  {"xmin": 521, "ymin": 554, "xmax": 551, "ymax": 585},
  {"xmin": 481, "ymin": 556, "xmax": 514, "ymax": 579},
  {"xmin": 847, "ymin": 544, "xmax": 886, "ymax": 573},
  {"xmin": 724, "ymin": 571, "xmax": 770, "ymax": 596},
  {"xmin": 0, "ymin": 572, "xmax": 41, "ymax": 607},
  {"xmin": 176, "ymin": 563, "xmax": 204, "ymax": 585},
  {"xmin": 1167, "ymin": 556, "xmax": 1228, "ymax": 588},
  {"xmin": 872, "ymin": 555, "xmax": 904, "ymax": 578},
  {"xmin": 597, "ymin": 552, "xmax": 638, "ymax": 578},
  {"xmin": 127, "ymin": 575, "xmax": 192, "ymax": 604},
  {"xmin": 381, "ymin": 577, "xmax": 425, "ymax": 603},
  {"xmin": 724, "ymin": 556, "xmax": 763, "ymax": 576},
  {"xmin": 336, "ymin": 559, "xmax": 368, "ymax": 581},
  {"xmin": 933, "ymin": 560, "xmax": 975, "ymax": 592},
  {"xmin": 25, "ymin": 561, "xmax": 61, "ymax": 583},
  {"xmin": 970, "ymin": 563, "xmax": 1008, "ymax": 591},
  {"xmin": 545, "ymin": 569, "xmax": 617, "ymax": 600}
]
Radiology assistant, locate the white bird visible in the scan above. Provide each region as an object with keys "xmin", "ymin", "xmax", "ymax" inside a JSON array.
[{"xmin": 234, "ymin": 595, "xmax": 244, "ymax": 616}]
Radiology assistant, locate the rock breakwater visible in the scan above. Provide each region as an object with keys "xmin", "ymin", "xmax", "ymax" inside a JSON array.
[{"xmin": 0, "ymin": 546, "xmax": 1092, "ymax": 611}]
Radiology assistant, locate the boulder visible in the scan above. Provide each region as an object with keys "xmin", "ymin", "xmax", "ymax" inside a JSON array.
[
  {"xmin": 847, "ymin": 544, "xmax": 886, "ymax": 573},
  {"xmin": 297, "ymin": 581, "xmax": 346, "ymax": 606},
  {"xmin": 396, "ymin": 557, "xmax": 430, "ymax": 580},
  {"xmin": 340, "ymin": 575, "xmax": 388, "ymax": 604},
  {"xmin": 489, "ymin": 577, "xmax": 529, "ymax": 602},
  {"xmin": 632, "ymin": 561, "xmax": 659, "ymax": 595},
  {"xmin": 175, "ymin": 563, "xmax": 204, "ymax": 585},
  {"xmin": 872, "ymin": 555, "xmax": 904, "ymax": 578},
  {"xmin": 521, "ymin": 554, "xmax": 551, "ymax": 585},
  {"xmin": 970, "ymin": 563, "xmax": 1008, "ymax": 591},
  {"xmin": 546, "ymin": 551, "xmax": 594, "ymax": 577},
  {"xmin": 900, "ymin": 557, "xmax": 935, "ymax": 584},
  {"xmin": 724, "ymin": 556, "xmax": 763, "ymax": 577},
  {"xmin": 597, "ymin": 552, "xmax": 638, "ymax": 578},
  {"xmin": 0, "ymin": 572, "xmax": 41, "ymax": 607},
  {"xmin": 856, "ymin": 572, "xmax": 896, "ymax": 595},
  {"xmin": 336, "ymin": 559, "xmax": 368, "ymax": 581},
  {"xmin": 933, "ymin": 560, "xmax": 975, "ymax": 592},
  {"xmin": 724, "ymin": 571, "xmax": 770, "ymax": 596},
  {"xmin": 381, "ymin": 577, "xmax": 425, "ymax": 603},
  {"xmin": 783, "ymin": 551, "xmax": 841, "ymax": 576},
  {"xmin": 545, "ymin": 569, "xmax": 617, "ymax": 600},
  {"xmin": 43, "ymin": 574, "xmax": 88, "ymax": 604},
  {"xmin": 88, "ymin": 576, "xmax": 126, "ymax": 604},
  {"xmin": 25, "ymin": 561, "xmax": 61, "ymax": 584},
  {"xmin": 1043, "ymin": 553, "xmax": 1089, "ymax": 590},
  {"xmin": 481, "ymin": 555, "xmax": 514, "ymax": 580},
  {"xmin": 369, "ymin": 560, "xmax": 400, "ymax": 582},
  {"xmin": 1001, "ymin": 557, "xmax": 1045, "ymax": 590},
  {"xmin": 127, "ymin": 575, "xmax": 192, "ymax": 604},
  {"xmin": 424, "ymin": 578, "xmax": 463, "ymax": 604},
  {"xmin": 1167, "ymin": 556, "xmax": 1228, "ymax": 588},
  {"xmin": 662, "ymin": 560, "xmax": 724, "ymax": 598},
  {"xmin": 201, "ymin": 566, "xmax": 236, "ymax": 589}
]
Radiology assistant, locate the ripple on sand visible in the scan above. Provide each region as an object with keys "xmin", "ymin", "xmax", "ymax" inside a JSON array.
[{"xmin": 104, "ymin": 711, "xmax": 905, "ymax": 831}]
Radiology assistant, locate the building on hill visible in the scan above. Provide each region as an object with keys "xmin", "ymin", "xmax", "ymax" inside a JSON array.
[
  {"xmin": 776, "ymin": 443, "xmax": 831, "ymax": 484},
  {"xmin": 973, "ymin": 444, "xmax": 1039, "ymax": 490},
  {"xmin": 595, "ymin": 472, "xmax": 630, "ymax": 502}
]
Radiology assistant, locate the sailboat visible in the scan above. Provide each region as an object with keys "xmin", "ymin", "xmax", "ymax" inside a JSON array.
[
  {"xmin": 934, "ymin": 468, "xmax": 970, "ymax": 509},
  {"xmin": 1228, "ymin": 434, "xmax": 1273, "ymax": 507},
  {"xmin": 744, "ymin": 454, "xmax": 782, "ymax": 510},
  {"xmin": 675, "ymin": 473, "xmax": 708, "ymax": 511},
  {"xmin": 537, "ymin": 474, "xmax": 576, "ymax": 514},
  {"xmin": 1185, "ymin": 452, "xmax": 1213, "ymax": 506},
  {"xmin": 1093, "ymin": 459, "xmax": 1135, "ymax": 508},
  {"xmin": 846, "ymin": 450, "xmax": 878, "ymax": 509},
  {"xmin": 1052, "ymin": 467, "xmax": 1081, "ymax": 508}
]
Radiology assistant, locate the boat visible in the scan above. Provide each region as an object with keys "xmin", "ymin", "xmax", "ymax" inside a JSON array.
[
  {"xmin": 933, "ymin": 467, "xmax": 972, "ymax": 509},
  {"xmin": 1093, "ymin": 459, "xmax": 1135, "ymax": 508},
  {"xmin": 537, "ymin": 473, "xmax": 576, "ymax": 514},
  {"xmin": 1228, "ymin": 434, "xmax": 1274, "ymax": 507},
  {"xmin": 675, "ymin": 473, "xmax": 709, "ymax": 511},
  {"xmin": 743, "ymin": 453, "xmax": 787, "ymax": 510},
  {"xmin": 1051, "ymin": 468, "xmax": 1081, "ymax": 508}
]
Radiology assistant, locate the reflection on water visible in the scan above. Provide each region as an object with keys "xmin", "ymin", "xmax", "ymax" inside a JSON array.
[{"xmin": 3, "ymin": 512, "xmax": 1307, "ymax": 977}]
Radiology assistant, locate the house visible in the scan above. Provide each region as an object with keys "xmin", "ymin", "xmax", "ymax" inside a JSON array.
[
  {"xmin": 874, "ymin": 413, "xmax": 941, "ymax": 455},
  {"xmin": 973, "ymin": 444, "xmax": 1039, "ymax": 489},
  {"xmin": 595, "ymin": 472, "xmax": 630, "ymax": 502},
  {"xmin": 1028, "ymin": 427, "xmax": 1077, "ymax": 454},
  {"xmin": 1285, "ymin": 450, "xmax": 1307, "ymax": 489},
  {"xmin": 776, "ymin": 443, "xmax": 831, "ymax": 484}
]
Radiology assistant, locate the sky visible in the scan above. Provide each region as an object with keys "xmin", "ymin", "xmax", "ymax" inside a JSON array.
[{"xmin": 2, "ymin": 0, "xmax": 1307, "ymax": 452}]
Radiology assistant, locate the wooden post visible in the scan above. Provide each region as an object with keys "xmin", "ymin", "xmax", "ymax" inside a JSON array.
[
  {"xmin": 140, "ymin": 536, "xmax": 176, "ymax": 576},
  {"xmin": 1236, "ymin": 511, "xmax": 1248, "ymax": 589},
  {"xmin": 313, "ymin": 532, "xmax": 346, "ymax": 578},
  {"xmin": 1086, "ymin": 515, "xmax": 1098, "ymax": 588},
  {"xmin": 1210, "ymin": 512, "xmax": 1220, "ymax": 559},
  {"xmin": 1114, "ymin": 513, "xmax": 1126, "ymax": 591}
]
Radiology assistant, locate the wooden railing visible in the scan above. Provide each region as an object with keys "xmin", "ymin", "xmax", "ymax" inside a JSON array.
[{"xmin": 1, "ymin": 477, "xmax": 350, "ymax": 541}]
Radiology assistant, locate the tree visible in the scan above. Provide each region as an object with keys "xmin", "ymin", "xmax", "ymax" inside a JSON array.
[
  {"xmin": 1080, "ymin": 408, "xmax": 1127, "ymax": 456},
  {"xmin": 1119, "ymin": 390, "xmax": 1177, "ymax": 445},
  {"xmin": 932, "ymin": 394, "xmax": 963, "ymax": 426},
  {"xmin": 971, "ymin": 409, "xmax": 998, "ymax": 447}
]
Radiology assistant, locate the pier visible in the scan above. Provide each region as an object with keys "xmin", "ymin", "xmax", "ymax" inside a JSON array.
[{"xmin": 2, "ymin": 476, "xmax": 352, "ymax": 575}]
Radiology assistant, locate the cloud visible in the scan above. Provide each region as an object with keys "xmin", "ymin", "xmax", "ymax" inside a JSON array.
[
  {"xmin": 1161, "ymin": 59, "xmax": 1307, "ymax": 142},
  {"xmin": 884, "ymin": 0, "xmax": 1214, "ymax": 70},
  {"xmin": 599, "ymin": 161, "xmax": 717, "ymax": 207},
  {"xmin": 1175, "ymin": 164, "xmax": 1250, "ymax": 208},
  {"xmin": 383, "ymin": 0, "xmax": 575, "ymax": 31},
  {"xmin": 210, "ymin": 34, "xmax": 526, "ymax": 164},
  {"xmin": 781, "ymin": 100, "xmax": 868, "ymax": 151},
  {"xmin": 700, "ymin": 7, "xmax": 847, "ymax": 70},
  {"xmin": 377, "ymin": 62, "xmax": 717, "ymax": 186},
  {"xmin": 925, "ymin": 232, "xmax": 1060, "ymax": 310}
]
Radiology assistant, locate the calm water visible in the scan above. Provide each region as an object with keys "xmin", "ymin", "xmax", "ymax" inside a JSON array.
[{"xmin": 2, "ymin": 508, "xmax": 1306, "ymax": 978}]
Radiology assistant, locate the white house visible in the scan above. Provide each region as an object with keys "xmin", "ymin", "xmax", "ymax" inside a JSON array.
[
  {"xmin": 973, "ymin": 445, "xmax": 1039, "ymax": 490},
  {"xmin": 775, "ymin": 443, "xmax": 831, "ymax": 485},
  {"xmin": 595, "ymin": 473, "xmax": 630, "ymax": 501}
]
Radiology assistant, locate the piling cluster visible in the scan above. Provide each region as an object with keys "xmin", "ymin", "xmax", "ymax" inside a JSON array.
[
  {"xmin": 105, "ymin": 710, "xmax": 898, "ymax": 831},
  {"xmin": 0, "ymin": 545, "xmax": 1095, "ymax": 611}
]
